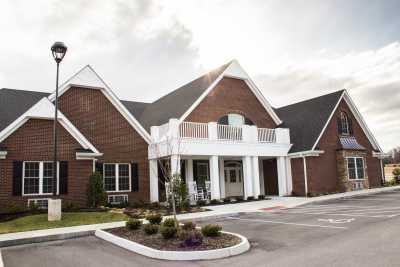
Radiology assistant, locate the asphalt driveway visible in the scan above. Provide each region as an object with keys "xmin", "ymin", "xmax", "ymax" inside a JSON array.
[{"xmin": 2, "ymin": 190, "xmax": 400, "ymax": 267}]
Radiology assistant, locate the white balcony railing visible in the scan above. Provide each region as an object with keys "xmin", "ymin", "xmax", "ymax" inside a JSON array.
[
  {"xmin": 151, "ymin": 119, "xmax": 290, "ymax": 144},
  {"xmin": 179, "ymin": 121, "xmax": 208, "ymax": 139},
  {"xmin": 258, "ymin": 128, "xmax": 276, "ymax": 143},
  {"xmin": 217, "ymin": 124, "xmax": 243, "ymax": 141}
]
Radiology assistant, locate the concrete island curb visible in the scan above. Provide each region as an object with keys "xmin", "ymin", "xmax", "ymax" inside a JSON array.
[
  {"xmin": 95, "ymin": 229, "xmax": 250, "ymax": 261},
  {"xmin": 0, "ymin": 249, "xmax": 4, "ymax": 267}
]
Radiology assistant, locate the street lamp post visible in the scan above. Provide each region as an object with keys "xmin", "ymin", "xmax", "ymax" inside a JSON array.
[{"xmin": 49, "ymin": 42, "xmax": 67, "ymax": 221}]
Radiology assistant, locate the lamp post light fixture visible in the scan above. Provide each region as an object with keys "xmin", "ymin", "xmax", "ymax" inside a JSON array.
[{"xmin": 50, "ymin": 42, "xmax": 67, "ymax": 198}]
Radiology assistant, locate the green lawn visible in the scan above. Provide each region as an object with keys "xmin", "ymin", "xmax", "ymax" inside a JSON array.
[{"xmin": 0, "ymin": 212, "xmax": 128, "ymax": 234}]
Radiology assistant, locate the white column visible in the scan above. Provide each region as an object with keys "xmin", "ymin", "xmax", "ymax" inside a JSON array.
[
  {"xmin": 170, "ymin": 155, "xmax": 181, "ymax": 176},
  {"xmin": 243, "ymin": 156, "xmax": 253, "ymax": 199},
  {"xmin": 186, "ymin": 159, "xmax": 194, "ymax": 183},
  {"xmin": 277, "ymin": 156, "xmax": 288, "ymax": 196},
  {"xmin": 149, "ymin": 159, "xmax": 159, "ymax": 202},
  {"xmin": 286, "ymin": 157, "xmax": 293, "ymax": 194},
  {"xmin": 208, "ymin": 122, "xmax": 218, "ymax": 140},
  {"xmin": 209, "ymin": 155, "xmax": 220, "ymax": 200},
  {"xmin": 219, "ymin": 158, "xmax": 225, "ymax": 199},
  {"xmin": 303, "ymin": 157, "xmax": 308, "ymax": 197},
  {"xmin": 252, "ymin": 156, "xmax": 260, "ymax": 198},
  {"xmin": 259, "ymin": 159, "xmax": 265, "ymax": 195}
]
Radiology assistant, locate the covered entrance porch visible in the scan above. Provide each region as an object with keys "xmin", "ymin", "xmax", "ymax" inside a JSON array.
[
  {"xmin": 148, "ymin": 119, "xmax": 293, "ymax": 202},
  {"xmin": 150, "ymin": 155, "xmax": 292, "ymax": 202}
]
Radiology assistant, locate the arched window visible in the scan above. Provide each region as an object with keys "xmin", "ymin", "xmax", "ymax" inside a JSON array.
[
  {"xmin": 339, "ymin": 111, "xmax": 352, "ymax": 135},
  {"xmin": 218, "ymin": 113, "xmax": 254, "ymax": 126}
]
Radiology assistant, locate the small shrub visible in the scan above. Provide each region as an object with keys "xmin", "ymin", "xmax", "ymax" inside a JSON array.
[
  {"xmin": 143, "ymin": 224, "xmax": 159, "ymax": 235},
  {"xmin": 181, "ymin": 200, "xmax": 191, "ymax": 210},
  {"xmin": 146, "ymin": 213, "xmax": 162, "ymax": 224},
  {"xmin": 1, "ymin": 203, "xmax": 27, "ymax": 214},
  {"xmin": 126, "ymin": 218, "xmax": 142, "ymax": 230},
  {"xmin": 160, "ymin": 226, "xmax": 177, "ymax": 239},
  {"xmin": 181, "ymin": 230, "xmax": 203, "ymax": 247},
  {"xmin": 87, "ymin": 172, "xmax": 107, "ymax": 208},
  {"xmin": 201, "ymin": 224, "xmax": 222, "ymax": 237},
  {"xmin": 182, "ymin": 221, "xmax": 196, "ymax": 230},
  {"xmin": 247, "ymin": 196, "xmax": 255, "ymax": 201},
  {"xmin": 149, "ymin": 202, "xmax": 161, "ymax": 210},
  {"xmin": 258, "ymin": 195, "xmax": 265, "ymax": 200},
  {"xmin": 163, "ymin": 218, "xmax": 177, "ymax": 227},
  {"xmin": 210, "ymin": 199, "xmax": 219, "ymax": 205},
  {"xmin": 223, "ymin": 197, "xmax": 231, "ymax": 203},
  {"xmin": 235, "ymin": 196, "xmax": 244, "ymax": 202},
  {"xmin": 196, "ymin": 200, "xmax": 206, "ymax": 206},
  {"xmin": 28, "ymin": 202, "xmax": 40, "ymax": 212},
  {"xmin": 125, "ymin": 211, "xmax": 142, "ymax": 219}
]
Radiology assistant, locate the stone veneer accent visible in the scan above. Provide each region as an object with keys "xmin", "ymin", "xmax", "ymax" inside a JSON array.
[{"xmin": 336, "ymin": 150, "xmax": 369, "ymax": 192}]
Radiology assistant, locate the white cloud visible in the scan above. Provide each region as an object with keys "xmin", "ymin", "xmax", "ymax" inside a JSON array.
[{"xmin": 255, "ymin": 42, "xmax": 400, "ymax": 151}]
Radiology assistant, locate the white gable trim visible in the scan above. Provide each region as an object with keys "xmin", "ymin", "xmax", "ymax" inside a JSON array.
[
  {"xmin": 0, "ymin": 98, "xmax": 101, "ymax": 155},
  {"xmin": 311, "ymin": 90, "xmax": 382, "ymax": 152},
  {"xmin": 48, "ymin": 65, "xmax": 152, "ymax": 143},
  {"xmin": 179, "ymin": 60, "xmax": 282, "ymax": 125}
]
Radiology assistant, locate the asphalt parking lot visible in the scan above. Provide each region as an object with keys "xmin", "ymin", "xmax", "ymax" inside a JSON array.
[{"xmin": 2, "ymin": 190, "xmax": 400, "ymax": 267}]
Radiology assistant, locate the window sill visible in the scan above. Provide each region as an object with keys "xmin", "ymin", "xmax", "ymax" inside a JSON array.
[{"xmin": 106, "ymin": 190, "xmax": 131, "ymax": 194}]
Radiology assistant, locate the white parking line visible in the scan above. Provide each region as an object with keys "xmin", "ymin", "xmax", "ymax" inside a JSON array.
[
  {"xmin": 226, "ymin": 216, "xmax": 348, "ymax": 229},
  {"xmin": 0, "ymin": 249, "xmax": 4, "ymax": 267},
  {"xmin": 282, "ymin": 211, "xmax": 391, "ymax": 218}
]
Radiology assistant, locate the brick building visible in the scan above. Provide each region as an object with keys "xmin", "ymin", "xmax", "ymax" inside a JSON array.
[{"xmin": 0, "ymin": 60, "xmax": 386, "ymax": 209}]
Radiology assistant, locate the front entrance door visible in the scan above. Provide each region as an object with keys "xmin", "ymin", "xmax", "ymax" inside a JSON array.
[{"xmin": 224, "ymin": 162, "xmax": 243, "ymax": 197}]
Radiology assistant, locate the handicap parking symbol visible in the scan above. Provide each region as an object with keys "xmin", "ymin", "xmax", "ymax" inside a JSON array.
[{"xmin": 318, "ymin": 218, "xmax": 355, "ymax": 224}]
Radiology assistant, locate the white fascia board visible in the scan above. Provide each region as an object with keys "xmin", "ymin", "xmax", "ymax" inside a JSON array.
[
  {"xmin": 48, "ymin": 65, "xmax": 152, "ymax": 144},
  {"xmin": 288, "ymin": 150, "xmax": 325, "ymax": 158},
  {"xmin": 0, "ymin": 98, "xmax": 100, "ymax": 154},
  {"xmin": 179, "ymin": 60, "xmax": 283, "ymax": 125},
  {"xmin": 311, "ymin": 90, "xmax": 382, "ymax": 152},
  {"xmin": 0, "ymin": 151, "xmax": 7, "ymax": 159},
  {"xmin": 76, "ymin": 152, "xmax": 103, "ymax": 160},
  {"xmin": 372, "ymin": 151, "xmax": 390, "ymax": 159}
]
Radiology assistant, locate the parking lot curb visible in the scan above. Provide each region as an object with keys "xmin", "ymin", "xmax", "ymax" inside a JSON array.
[
  {"xmin": 0, "ymin": 221, "xmax": 126, "ymax": 248},
  {"xmin": 95, "ymin": 229, "xmax": 250, "ymax": 261},
  {"xmin": 0, "ymin": 212, "xmax": 241, "ymax": 248}
]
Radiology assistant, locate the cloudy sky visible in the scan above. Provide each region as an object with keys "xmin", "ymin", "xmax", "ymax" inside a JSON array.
[{"xmin": 0, "ymin": 0, "xmax": 399, "ymax": 151}]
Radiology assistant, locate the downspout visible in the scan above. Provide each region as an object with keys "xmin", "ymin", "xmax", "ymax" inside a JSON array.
[{"xmin": 302, "ymin": 156, "xmax": 308, "ymax": 197}]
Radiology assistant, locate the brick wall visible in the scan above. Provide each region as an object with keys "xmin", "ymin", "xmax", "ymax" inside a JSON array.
[
  {"xmin": 294, "ymin": 99, "xmax": 382, "ymax": 196},
  {"xmin": 58, "ymin": 87, "xmax": 150, "ymax": 203},
  {"xmin": 185, "ymin": 77, "xmax": 277, "ymax": 128},
  {"xmin": 0, "ymin": 119, "xmax": 92, "ymax": 209}
]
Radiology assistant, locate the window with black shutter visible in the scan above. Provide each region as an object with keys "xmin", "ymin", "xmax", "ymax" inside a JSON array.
[
  {"xmin": 131, "ymin": 163, "xmax": 139, "ymax": 192},
  {"xmin": 59, "ymin": 161, "xmax": 68, "ymax": 194},
  {"xmin": 12, "ymin": 161, "xmax": 23, "ymax": 196}
]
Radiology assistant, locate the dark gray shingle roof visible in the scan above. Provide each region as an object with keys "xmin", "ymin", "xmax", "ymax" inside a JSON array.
[
  {"xmin": 137, "ymin": 62, "xmax": 231, "ymax": 131},
  {"xmin": 120, "ymin": 100, "xmax": 149, "ymax": 120},
  {"xmin": 0, "ymin": 89, "xmax": 50, "ymax": 132},
  {"xmin": 276, "ymin": 90, "xmax": 344, "ymax": 153}
]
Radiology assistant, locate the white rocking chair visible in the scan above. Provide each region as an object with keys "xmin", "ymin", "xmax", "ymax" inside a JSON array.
[
  {"xmin": 188, "ymin": 181, "xmax": 198, "ymax": 203},
  {"xmin": 205, "ymin": 181, "xmax": 212, "ymax": 200}
]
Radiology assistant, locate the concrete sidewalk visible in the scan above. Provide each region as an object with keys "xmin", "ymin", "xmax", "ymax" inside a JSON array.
[{"xmin": 1, "ymin": 185, "xmax": 399, "ymax": 247}]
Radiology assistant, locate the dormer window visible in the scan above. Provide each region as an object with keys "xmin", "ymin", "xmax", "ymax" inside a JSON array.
[{"xmin": 338, "ymin": 111, "xmax": 352, "ymax": 135}]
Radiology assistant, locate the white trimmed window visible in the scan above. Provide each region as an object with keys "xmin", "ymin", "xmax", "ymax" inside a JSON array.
[
  {"xmin": 347, "ymin": 157, "xmax": 365, "ymax": 180},
  {"xmin": 23, "ymin": 161, "xmax": 59, "ymax": 196},
  {"xmin": 103, "ymin": 163, "xmax": 131, "ymax": 192}
]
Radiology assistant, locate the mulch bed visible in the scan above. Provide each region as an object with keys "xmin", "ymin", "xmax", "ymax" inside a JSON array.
[
  {"xmin": 123, "ymin": 206, "xmax": 208, "ymax": 219},
  {"xmin": 106, "ymin": 227, "xmax": 241, "ymax": 251}
]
